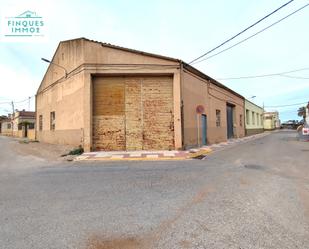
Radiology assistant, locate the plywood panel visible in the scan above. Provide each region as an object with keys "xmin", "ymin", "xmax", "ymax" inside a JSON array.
[
  {"xmin": 93, "ymin": 77, "xmax": 125, "ymax": 116},
  {"xmin": 93, "ymin": 77, "xmax": 125, "ymax": 150},
  {"xmin": 125, "ymin": 77, "xmax": 143, "ymax": 150},
  {"xmin": 142, "ymin": 76, "xmax": 174, "ymax": 150}
]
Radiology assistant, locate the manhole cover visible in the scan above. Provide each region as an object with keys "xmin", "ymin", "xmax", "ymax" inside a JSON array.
[{"xmin": 244, "ymin": 164, "xmax": 263, "ymax": 170}]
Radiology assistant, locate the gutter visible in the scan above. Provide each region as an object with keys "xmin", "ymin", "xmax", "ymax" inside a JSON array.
[{"xmin": 182, "ymin": 62, "xmax": 245, "ymax": 100}]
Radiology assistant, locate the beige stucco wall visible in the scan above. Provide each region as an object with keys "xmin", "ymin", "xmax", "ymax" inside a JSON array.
[
  {"xmin": 0, "ymin": 121, "xmax": 12, "ymax": 136},
  {"xmin": 36, "ymin": 70, "xmax": 85, "ymax": 146},
  {"xmin": 245, "ymin": 100, "xmax": 264, "ymax": 135},
  {"xmin": 264, "ymin": 118, "xmax": 275, "ymax": 130},
  {"xmin": 182, "ymin": 70, "xmax": 245, "ymax": 147},
  {"xmin": 38, "ymin": 39, "xmax": 84, "ymax": 93},
  {"xmin": 263, "ymin": 112, "xmax": 280, "ymax": 130},
  {"xmin": 83, "ymin": 40, "xmax": 178, "ymax": 66}
]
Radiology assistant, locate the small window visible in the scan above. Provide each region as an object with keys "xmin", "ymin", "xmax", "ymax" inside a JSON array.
[
  {"xmin": 50, "ymin": 112, "xmax": 55, "ymax": 130},
  {"xmin": 240, "ymin": 114, "xmax": 243, "ymax": 127},
  {"xmin": 252, "ymin": 111, "xmax": 255, "ymax": 125},
  {"xmin": 216, "ymin": 109, "xmax": 221, "ymax": 127},
  {"xmin": 7, "ymin": 123, "xmax": 11, "ymax": 129},
  {"xmin": 246, "ymin": 109, "xmax": 250, "ymax": 125},
  {"xmin": 18, "ymin": 123, "xmax": 23, "ymax": 130},
  {"xmin": 39, "ymin": 115, "xmax": 43, "ymax": 131},
  {"xmin": 29, "ymin": 123, "xmax": 35, "ymax": 129}
]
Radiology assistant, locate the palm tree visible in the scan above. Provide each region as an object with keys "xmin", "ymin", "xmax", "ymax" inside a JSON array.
[{"xmin": 298, "ymin": 106, "xmax": 306, "ymax": 119}]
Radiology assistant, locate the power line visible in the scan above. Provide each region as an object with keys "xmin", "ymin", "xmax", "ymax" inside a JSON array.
[
  {"xmin": 265, "ymin": 102, "xmax": 307, "ymax": 108},
  {"xmin": 279, "ymin": 74, "xmax": 309, "ymax": 80},
  {"xmin": 217, "ymin": 67, "xmax": 309, "ymax": 80},
  {"xmin": 188, "ymin": 0, "xmax": 295, "ymax": 64},
  {"xmin": 192, "ymin": 3, "xmax": 309, "ymax": 65},
  {"xmin": 0, "ymin": 101, "xmax": 11, "ymax": 105},
  {"xmin": 14, "ymin": 96, "xmax": 34, "ymax": 104},
  {"xmin": 0, "ymin": 96, "xmax": 35, "ymax": 106}
]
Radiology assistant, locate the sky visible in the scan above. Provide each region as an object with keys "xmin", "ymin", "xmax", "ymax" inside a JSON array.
[{"xmin": 0, "ymin": 0, "xmax": 308, "ymax": 121}]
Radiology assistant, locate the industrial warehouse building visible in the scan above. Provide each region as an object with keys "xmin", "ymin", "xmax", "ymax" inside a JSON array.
[{"xmin": 36, "ymin": 38, "xmax": 245, "ymax": 152}]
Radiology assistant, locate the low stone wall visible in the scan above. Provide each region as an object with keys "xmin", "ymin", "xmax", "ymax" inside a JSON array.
[
  {"xmin": 0, "ymin": 131, "xmax": 13, "ymax": 136},
  {"xmin": 27, "ymin": 129, "xmax": 35, "ymax": 140},
  {"xmin": 12, "ymin": 131, "xmax": 23, "ymax": 138}
]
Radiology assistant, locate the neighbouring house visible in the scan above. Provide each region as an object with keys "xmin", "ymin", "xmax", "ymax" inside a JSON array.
[
  {"xmin": 0, "ymin": 116, "xmax": 6, "ymax": 134},
  {"xmin": 244, "ymin": 100, "xmax": 264, "ymax": 135},
  {"xmin": 263, "ymin": 111, "xmax": 280, "ymax": 130},
  {"xmin": 11, "ymin": 110, "xmax": 36, "ymax": 139},
  {"xmin": 305, "ymin": 102, "xmax": 309, "ymax": 126},
  {"xmin": 36, "ymin": 38, "xmax": 245, "ymax": 152},
  {"xmin": 0, "ymin": 116, "xmax": 12, "ymax": 136}
]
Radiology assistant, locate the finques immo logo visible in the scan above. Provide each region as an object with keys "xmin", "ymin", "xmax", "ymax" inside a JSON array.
[{"xmin": 1, "ymin": 10, "xmax": 47, "ymax": 41}]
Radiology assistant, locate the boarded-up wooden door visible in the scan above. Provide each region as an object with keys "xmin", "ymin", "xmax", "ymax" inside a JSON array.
[
  {"xmin": 93, "ymin": 77, "xmax": 125, "ymax": 151},
  {"xmin": 92, "ymin": 76, "xmax": 174, "ymax": 151},
  {"xmin": 125, "ymin": 77, "xmax": 143, "ymax": 150},
  {"xmin": 142, "ymin": 76, "xmax": 174, "ymax": 150}
]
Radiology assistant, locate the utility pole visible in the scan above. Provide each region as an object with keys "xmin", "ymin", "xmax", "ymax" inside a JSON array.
[
  {"xmin": 11, "ymin": 101, "xmax": 14, "ymax": 115},
  {"xmin": 28, "ymin": 96, "xmax": 31, "ymax": 111},
  {"xmin": 11, "ymin": 101, "xmax": 14, "ymax": 134}
]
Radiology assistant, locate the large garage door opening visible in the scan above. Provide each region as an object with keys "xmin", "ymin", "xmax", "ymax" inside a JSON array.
[{"xmin": 92, "ymin": 75, "xmax": 174, "ymax": 151}]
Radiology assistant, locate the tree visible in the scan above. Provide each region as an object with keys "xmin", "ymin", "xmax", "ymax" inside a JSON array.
[{"xmin": 297, "ymin": 106, "xmax": 306, "ymax": 119}]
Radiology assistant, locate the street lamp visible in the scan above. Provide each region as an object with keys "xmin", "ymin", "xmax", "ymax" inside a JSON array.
[
  {"xmin": 41, "ymin": 58, "xmax": 67, "ymax": 78},
  {"xmin": 248, "ymin": 95, "xmax": 256, "ymax": 99}
]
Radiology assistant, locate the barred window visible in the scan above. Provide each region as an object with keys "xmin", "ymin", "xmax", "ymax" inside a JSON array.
[
  {"xmin": 252, "ymin": 111, "xmax": 255, "ymax": 125},
  {"xmin": 240, "ymin": 114, "xmax": 243, "ymax": 127},
  {"xmin": 39, "ymin": 115, "xmax": 43, "ymax": 131},
  {"xmin": 216, "ymin": 109, "xmax": 221, "ymax": 127},
  {"xmin": 246, "ymin": 109, "xmax": 250, "ymax": 124},
  {"xmin": 50, "ymin": 112, "xmax": 55, "ymax": 131}
]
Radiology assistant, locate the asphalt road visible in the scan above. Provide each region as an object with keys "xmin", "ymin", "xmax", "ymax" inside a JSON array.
[{"xmin": 0, "ymin": 131, "xmax": 309, "ymax": 249}]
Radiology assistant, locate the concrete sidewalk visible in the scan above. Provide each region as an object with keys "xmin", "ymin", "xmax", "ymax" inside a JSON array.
[
  {"xmin": 75, "ymin": 149, "xmax": 212, "ymax": 161},
  {"xmin": 75, "ymin": 132, "xmax": 269, "ymax": 161}
]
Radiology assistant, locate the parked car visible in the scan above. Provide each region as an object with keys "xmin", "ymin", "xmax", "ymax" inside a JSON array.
[{"xmin": 280, "ymin": 120, "xmax": 300, "ymax": 129}]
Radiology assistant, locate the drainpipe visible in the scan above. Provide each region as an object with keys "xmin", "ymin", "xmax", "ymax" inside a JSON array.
[
  {"xmin": 180, "ymin": 62, "xmax": 185, "ymax": 150},
  {"xmin": 197, "ymin": 113, "xmax": 200, "ymax": 147}
]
